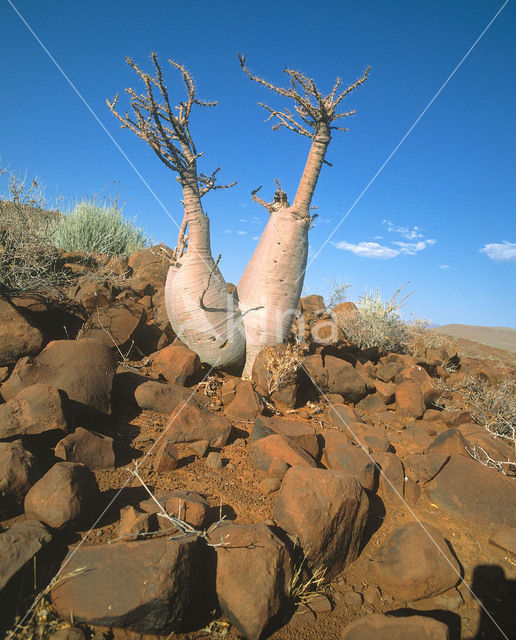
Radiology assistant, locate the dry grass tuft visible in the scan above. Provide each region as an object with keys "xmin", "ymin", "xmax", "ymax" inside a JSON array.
[{"xmin": 261, "ymin": 343, "xmax": 302, "ymax": 396}]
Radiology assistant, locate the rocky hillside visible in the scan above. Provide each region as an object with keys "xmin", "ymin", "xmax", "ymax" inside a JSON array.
[
  {"xmin": 434, "ymin": 324, "xmax": 516, "ymax": 353},
  {"xmin": 0, "ymin": 249, "xmax": 515, "ymax": 640}
]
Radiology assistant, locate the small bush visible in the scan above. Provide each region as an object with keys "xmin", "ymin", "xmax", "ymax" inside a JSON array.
[
  {"xmin": 261, "ymin": 343, "xmax": 302, "ymax": 396},
  {"xmin": 335, "ymin": 287, "xmax": 412, "ymax": 355},
  {"xmin": 53, "ymin": 200, "xmax": 149, "ymax": 257},
  {"xmin": 436, "ymin": 375, "xmax": 516, "ymax": 474},
  {"xmin": 0, "ymin": 169, "xmax": 65, "ymax": 295}
]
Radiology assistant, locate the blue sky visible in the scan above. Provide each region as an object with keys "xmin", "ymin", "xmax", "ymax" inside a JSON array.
[{"xmin": 1, "ymin": 0, "xmax": 514, "ymax": 328}]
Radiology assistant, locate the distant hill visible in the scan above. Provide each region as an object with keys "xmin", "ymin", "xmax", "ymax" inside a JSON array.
[{"xmin": 433, "ymin": 324, "xmax": 516, "ymax": 353}]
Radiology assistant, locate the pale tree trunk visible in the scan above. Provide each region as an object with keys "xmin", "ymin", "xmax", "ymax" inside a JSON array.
[
  {"xmin": 237, "ymin": 125, "xmax": 330, "ymax": 375},
  {"xmin": 165, "ymin": 174, "xmax": 246, "ymax": 372}
]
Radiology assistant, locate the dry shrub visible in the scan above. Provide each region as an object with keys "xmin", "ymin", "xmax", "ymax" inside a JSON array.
[
  {"xmin": 335, "ymin": 286, "xmax": 412, "ymax": 355},
  {"xmin": 261, "ymin": 343, "xmax": 302, "ymax": 396},
  {"xmin": 0, "ymin": 172, "xmax": 66, "ymax": 294},
  {"xmin": 436, "ymin": 375, "xmax": 516, "ymax": 474}
]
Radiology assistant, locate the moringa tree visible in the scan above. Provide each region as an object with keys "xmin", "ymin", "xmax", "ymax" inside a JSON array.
[
  {"xmin": 237, "ymin": 56, "xmax": 370, "ymax": 374},
  {"xmin": 108, "ymin": 53, "xmax": 369, "ymax": 375},
  {"xmin": 107, "ymin": 54, "xmax": 246, "ymax": 372}
]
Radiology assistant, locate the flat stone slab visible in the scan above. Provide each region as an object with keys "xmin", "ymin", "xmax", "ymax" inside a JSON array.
[
  {"xmin": 426, "ymin": 455, "xmax": 516, "ymax": 527},
  {"xmin": 0, "ymin": 520, "xmax": 52, "ymax": 591}
]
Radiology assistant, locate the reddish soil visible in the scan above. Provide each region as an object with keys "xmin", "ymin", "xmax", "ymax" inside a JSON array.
[{"xmin": 3, "ymin": 335, "xmax": 516, "ymax": 640}]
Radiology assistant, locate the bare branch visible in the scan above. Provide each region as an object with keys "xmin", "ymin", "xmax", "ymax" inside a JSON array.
[
  {"xmin": 240, "ymin": 55, "xmax": 370, "ymax": 138},
  {"xmin": 107, "ymin": 53, "xmax": 233, "ymax": 194},
  {"xmin": 251, "ymin": 179, "xmax": 290, "ymax": 214},
  {"xmin": 198, "ymin": 167, "xmax": 237, "ymax": 198}
]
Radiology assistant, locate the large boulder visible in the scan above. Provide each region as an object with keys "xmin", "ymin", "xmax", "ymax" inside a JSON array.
[
  {"xmin": 273, "ymin": 467, "xmax": 369, "ymax": 578},
  {"xmin": 0, "ymin": 440, "xmax": 41, "ymax": 518},
  {"xmin": 0, "ymin": 520, "xmax": 52, "ymax": 591},
  {"xmin": 425, "ymin": 454, "xmax": 516, "ymax": 527},
  {"xmin": 79, "ymin": 302, "xmax": 145, "ymax": 349},
  {"xmin": 151, "ymin": 343, "xmax": 201, "ymax": 386},
  {"xmin": 373, "ymin": 522, "xmax": 461, "ymax": 600},
  {"xmin": 224, "ymin": 380, "xmax": 264, "ymax": 421},
  {"xmin": 51, "ymin": 536, "xmax": 209, "ymax": 633},
  {"xmin": 208, "ymin": 523, "xmax": 292, "ymax": 640},
  {"xmin": 0, "ymin": 384, "xmax": 69, "ymax": 441},
  {"xmin": 249, "ymin": 434, "xmax": 317, "ymax": 473},
  {"xmin": 24, "ymin": 462, "xmax": 100, "ymax": 530},
  {"xmin": 134, "ymin": 379, "xmax": 198, "ymax": 413},
  {"xmin": 0, "ymin": 294, "xmax": 43, "ymax": 366},
  {"xmin": 54, "ymin": 427, "xmax": 115, "ymax": 470},
  {"xmin": 251, "ymin": 415, "xmax": 319, "ymax": 459},
  {"xmin": 341, "ymin": 613, "xmax": 450, "ymax": 639},
  {"xmin": 395, "ymin": 381, "xmax": 425, "ymax": 419},
  {"xmin": 164, "ymin": 403, "xmax": 232, "ymax": 447},
  {"xmin": 324, "ymin": 356, "xmax": 367, "ymax": 404},
  {"xmin": 1, "ymin": 339, "xmax": 117, "ymax": 415},
  {"xmin": 127, "ymin": 246, "xmax": 171, "ymax": 290},
  {"xmin": 322, "ymin": 432, "xmax": 376, "ymax": 491}
]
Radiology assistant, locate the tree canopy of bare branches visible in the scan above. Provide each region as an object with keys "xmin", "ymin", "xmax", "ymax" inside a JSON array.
[{"xmin": 239, "ymin": 54, "xmax": 370, "ymax": 139}]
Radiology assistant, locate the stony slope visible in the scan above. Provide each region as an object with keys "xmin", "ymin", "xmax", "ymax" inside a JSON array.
[{"xmin": 434, "ymin": 324, "xmax": 516, "ymax": 353}]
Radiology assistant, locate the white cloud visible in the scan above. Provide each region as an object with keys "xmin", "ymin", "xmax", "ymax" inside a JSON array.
[
  {"xmin": 383, "ymin": 219, "xmax": 425, "ymax": 240},
  {"xmin": 335, "ymin": 241, "xmax": 399, "ymax": 259},
  {"xmin": 393, "ymin": 238, "xmax": 436, "ymax": 254},
  {"xmin": 252, "ymin": 236, "xmax": 259, "ymax": 241},
  {"xmin": 480, "ymin": 241, "xmax": 516, "ymax": 262},
  {"xmin": 439, "ymin": 264, "xmax": 450, "ymax": 269},
  {"xmin": 239, "ymin": 218, "xmax": 248, "ymax": 223},
  {"xmin": 237, "ymin": 230, "xmax": 247, "ymax": 235},
  {"xmin": 224, "ymin": 229, "xmax": 232, "ymax": 234}
]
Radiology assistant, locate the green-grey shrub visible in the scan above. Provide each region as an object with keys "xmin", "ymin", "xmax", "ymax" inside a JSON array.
[
  {"xmin": 335, "ymin": 289, "xmax": 411, "ymax": 355},
  {"xmin": 53, "ymin": 200, "xmax": 149, "ymax": 257}
]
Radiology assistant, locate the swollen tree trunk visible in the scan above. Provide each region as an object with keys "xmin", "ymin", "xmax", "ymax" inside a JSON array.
[
  {"xmin": 107, "ymin": 54, "xmax": 246, "ymax": 372},
  {"xmin": 237, "ymin": 126, "xmax": 330, "ymax": 375},
  {"xmin": 165, "ymin": 178, "xmax": 245, "ymax": 372}
]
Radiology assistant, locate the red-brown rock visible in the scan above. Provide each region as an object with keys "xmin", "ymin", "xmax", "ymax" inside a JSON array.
[
  {"xmin": 208, "ymin": 522, "xmax": 292, "ymax": 640},
  {"xmin": 426, "ymin": 455, "xmax": 516, "ymax": 527},
  {"xmin": 0, "ymin": 520, "xmax": 52, "ymax": 591},
  {"xmin": 127, "ymin": 246, "xmax": 170, "ymax": 290},
  {"xmin": 395, "ymin": 364, "xmax": 439, "ymax": 407},
  {"xmin": 224, "ymin": 380, "xmax": 264, "ymax": 421},
  {"xmin": 0, "ymin": 294, "xmax": 43, "ymax": 366},
  {"xmin": 373, "ymin": 521, "xmax": 460, "ymax": 600},
  {"xmin": 165, "ymin": 403, "xmax": 231, "ymax": 447},
  {"xmin": 273, "ymin": 466, "xmax": 369, "ymax": 578},
  {"xmin": 0, "ymin": 384, "xmax": 68, "ymax": 441},
  {"xmin": 51, "ymin": 535, "xmax": 208, "ymax": 633},
  {"xmin": 55, "ymin": 427, "xmax": 115, "ymax": 470},
  {"xmin": 341, "ymin": 613, "xmax": 450, "ymax": 639},
  {"xmin": 329, "ymin": 403, "xmax": 362, "ymax": 430},
  {"xmin": 1, "ymin": 339, "xmax": 117, "ymax": 415},
  {"xmin": 151, "ymin": 343, "xmax": 201, "ymax": 386},
  {"xmin": 24, "ymin": 462, "xmax": 100, "ymax": 530},
  {"xmin": 0, "ymin": 440, "xmax": 41, "ymax": 517},
  {"xmin": 252, "ymin": 415, "xmax": 319, "ymax": 459},
  {"xmin": 395, "ymin": 380, "xmax": 425, "ymax": 419},
  {"xmin": 322, "ymin": 434, "xmax": 376, "ymax": 491},
  {"xmin": 325, "ymin": 356, "xmax": 367, "ymax": 404},
  {"xmin": 79, "ymin": 302, "xmax": 145, "ymax": 348},
  {"xmin": 343, "ymin": 421, "xmax": 391, "ymax": 453},
  {"xmin": 164, "ymin": 491, "xmax": 210, "ymax": 529},
  {"xmin": 302, "ymin": 353, "xmax": 329, "ymax": 389},
  {"xmin": 426, "ymin": 427, "xmax": 470, "ymax": 458},
  {"xmin": 404, "ymin": 453, "xmax": 449, "ymax": 484},
  {"xmin": 134, "ymin": 379, "xmax": 198, "ymax": 414},
  {"xmin": 153, "ymin": 440, "xmax": 179, "ymax": 473},
  {"xmin": 249, "ymin": 434, "xmax": 317, "ymax": 473},
  {"xmin": 373, "ymin": 452, "xmax": 405, "ymax": 503}
]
